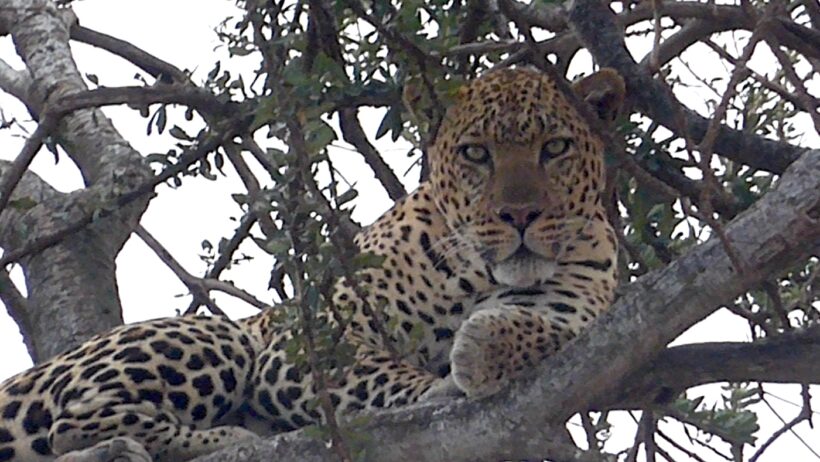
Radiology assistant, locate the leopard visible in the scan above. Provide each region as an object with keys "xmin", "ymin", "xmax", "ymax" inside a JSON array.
[
  {"xmin": 0, "ymin": 66, "xmax": 623, "ymax": 461},
  {"xmin": 246, "ymin": 66, "xmax": 623, "ymax": 428}
]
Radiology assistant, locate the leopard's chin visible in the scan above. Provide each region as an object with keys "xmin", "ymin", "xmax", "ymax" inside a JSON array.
[{"xmin": 492, "ymin": 247, "xmax": 557, "ymax": 288}]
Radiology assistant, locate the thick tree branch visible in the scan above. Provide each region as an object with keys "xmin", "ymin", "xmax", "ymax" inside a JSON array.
[
  {"xmin": 5, "ymin": 1, "xmax": 151, "ymax": 185},
  {"xmin": 0, "ymin": 158, "xmax": 135, "ymax": 361},
  {"xmin": 195, "ymin": 144, "xmax": 819, "ymax": 461},
  {"xmin": 52, "ymin": 85, "xmax": 234, "ymax": 119},
  {"xmin": 603, "ymin": 326, "xmax": 820, "ymax": 410}
]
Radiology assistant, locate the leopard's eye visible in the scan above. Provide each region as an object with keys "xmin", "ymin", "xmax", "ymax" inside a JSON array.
[
  {"xmin": 457, "ymin": 144, "xmax": 491, "ymax": 164},
  {"xmin": 540, "ymin": 138, "xmax": 573, "ymax": 163}
]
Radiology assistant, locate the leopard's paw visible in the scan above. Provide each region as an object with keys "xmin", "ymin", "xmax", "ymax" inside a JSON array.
[
  {"xmin": 419, "ymin": 375, "xmax": 465, "ymax": 403},
  {"xmin": 55, "ymin": 437, "xmax": 151, "ymax": 462},
  {"xmin": 449, "ymin": 310, "xmax": 510, "ymax": 399}
]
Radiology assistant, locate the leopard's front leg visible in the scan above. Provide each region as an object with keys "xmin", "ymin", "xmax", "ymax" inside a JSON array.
[{"xmin": 450, "ymin": 307, "xmax": 573, "ymax": 398}]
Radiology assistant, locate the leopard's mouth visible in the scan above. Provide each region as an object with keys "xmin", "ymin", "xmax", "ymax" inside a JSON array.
[
  {"xmin": 481, "ymin": 244, "xmax": 545, "ymax": 265},
  {"xmin": 508, "ymin": 245, "xmax": 538, "ymax": 261},
  {"xmin": 490, "ymin": 245, "xmax": 557, "ymax": 288}
]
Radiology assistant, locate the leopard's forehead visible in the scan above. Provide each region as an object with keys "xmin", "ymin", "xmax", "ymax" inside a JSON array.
[{"xmin": 444, "ymin": 68, "xmax": 586, "ymax": 145}]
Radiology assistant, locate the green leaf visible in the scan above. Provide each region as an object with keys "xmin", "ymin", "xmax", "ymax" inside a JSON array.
[
  {"xmin": 304, "ymin": 285, "xmax": 320, "ymax": 310},
  {"xmin": 336, "ymin": 188, "xmax": 358, "ymax": 206},
  {"xmin": 304, "ymin": 119, "xmax": 337, "ymax": 154},
  {"xmin": 251, "ymin": 96, "xmax": 280, "ymax": 130},
  {"xmin": 169, "ymin": 126, "xmax": 192, "ymax": 141},
  {"xmin": 351, "ymin": 252, "xmax": 386, "ymax": 270},
  {"xmin": 254, "ymin": 236, "xmax": 292, "ymax": 255},
  {"xmin": 154, "ymin": 107, "xmax": 167, "ymax": 134},
  {"xmin": 375, "ymin": 105, "xmax": 402, "ymax": 140}
]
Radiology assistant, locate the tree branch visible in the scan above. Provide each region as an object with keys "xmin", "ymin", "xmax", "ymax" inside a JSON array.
[
  {"xmin": 134, "ymin": 225, "xmax": 225, "ymax": 316},
  {"xmin": 52, "ymin": 85, "xmax": 234, "ymax": 119},
  {"xmin": 194, "ymin": 143, "xmax": 819, "ymax": 461},
  {"xmin": 70, "ymin": 24, "xmax": 190, "ymax": 83},
  {"xmin": 602, "ymin": 326, "xmax": 820, "ymax": 410}
]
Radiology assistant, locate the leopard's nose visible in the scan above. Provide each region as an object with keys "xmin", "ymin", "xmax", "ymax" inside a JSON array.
[{"xmin": 497, "ymin": 205, "xmax": 543, "ymax": 233}]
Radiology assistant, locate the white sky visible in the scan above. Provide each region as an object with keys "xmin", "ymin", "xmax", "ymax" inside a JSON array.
[{"xmin": 0, "ymin": 1, "xmax": 817, "ymax": 461}]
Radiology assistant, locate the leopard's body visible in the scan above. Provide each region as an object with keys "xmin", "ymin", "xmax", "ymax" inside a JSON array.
[{"xmin": 0, "ymin": 67, "xmax": 622, "ymax": 461}]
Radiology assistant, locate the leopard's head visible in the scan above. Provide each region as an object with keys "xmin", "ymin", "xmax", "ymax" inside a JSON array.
[{"xmin": 428, "ymin": 67, "xmax": 624, "ymax": 287}]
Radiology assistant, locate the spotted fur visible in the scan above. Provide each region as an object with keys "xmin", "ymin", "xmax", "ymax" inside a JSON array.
[
  {"xmin": 0, "ymin": 317, "xmax": 260, "ymax": 461},
  {"xmin": 0, "ymin": 67, "xmax": 623, "ymax": 461}
]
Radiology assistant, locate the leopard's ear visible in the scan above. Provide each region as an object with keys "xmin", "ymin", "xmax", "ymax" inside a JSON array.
[{"xmin": 571, "ymin": 68, "xmax": 626, "ymax": 123}]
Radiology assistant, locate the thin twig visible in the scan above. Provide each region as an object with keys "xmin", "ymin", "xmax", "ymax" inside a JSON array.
[
  {"xmin": 286, "ymin": 118, "xmax": 353, "ymax": 462},
  {"xmin": 703, "ymin": 39, "xmax": 816, "ymax": 113},
  {"xmin": 663, "ymin": 405, "xmax": 748, "ymax": 447},
  {"xmin": 763, "ymin": 35, "xmax": 820, "ymax": 133},
  {"xmin": 686, "ymin": 6, "xmax": 782, "ymax": 278},
  {"xmin": 341, "ymin": 0, "xmax": 444, "ymax": 72},
  {"xmin": 222, "ymin": 141, "xmax": 279, "ymax": 237},
  {"xmin": 135, "ymin": 225, "xmax": 224, "ymax": 316},
  {"xmin": 723, "ymin": 301, "xmax": 775, "ymax": 337},
  {"xmin": 762, "ymin": 280, "xmax": 792, "ymax": 331},
  {"xmin": 241, "ymin": 136, "xmax": 360, "ymax": 239},
  {"xmin": 198, "ymin": 279, "xmax": 272, "ymax": 311},
  {"xmin": 445, "ymin": 40, "xmax": 521, "ymax": 56},
  {"xmin": 625, "ymin": 411, "xmax": 644, "ymax": 462},
  {"xmin": 581, "ymin": 412, "xmax": 602, "ymax": 454},
  {"xmin": 697, "ymin": 3, "xmax": 774, "ymax": 154},
  {"xmin": 656, "ymin": 426, "xmax": 708, "ymax": 462},
  {"xmin": 648, "ymin": 0, "xmax": 663, "ymax": 72},
  {"xmin": 641, "ymin": 410, "xmax": 657, "ymax": 462},
  {"xmin": 183, "ymin": 213, "xmax": 258, "ymax": 315},
  {"xmin": 137, "ymin": 225, "xmax": 273, "ymax": 315},
  {"xmin": 750, "ymin": 386, "xmax": 817, "ymax": 462}
]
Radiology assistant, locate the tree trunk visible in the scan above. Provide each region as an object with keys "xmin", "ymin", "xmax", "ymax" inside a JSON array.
[{"xmin": 0, "ymin": 0, "xmax": 152, "ymax": 361}]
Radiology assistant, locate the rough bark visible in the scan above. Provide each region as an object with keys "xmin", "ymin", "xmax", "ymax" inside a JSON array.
[
  {"xmin": 194, "ymin": 151, "xmax": 820, "ymax": 461},
  {"xmin": 0, "ymin": 0, "xmax": 152, "ymax": 361}
]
